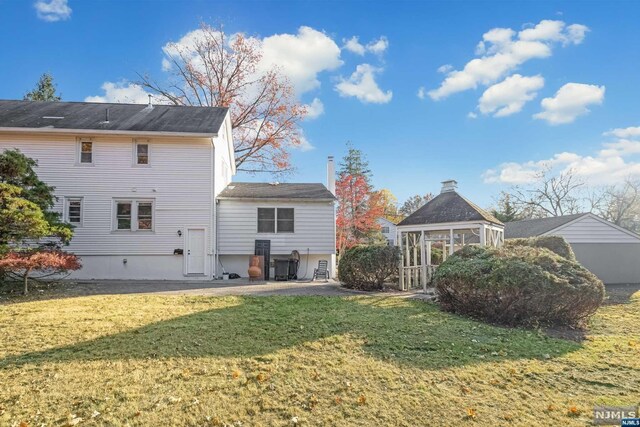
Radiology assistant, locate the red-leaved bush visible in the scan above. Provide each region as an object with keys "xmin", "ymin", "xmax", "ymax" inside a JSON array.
[{"xmin": 0, "ymin": 250, "xmax": 81, "ymax": 294}]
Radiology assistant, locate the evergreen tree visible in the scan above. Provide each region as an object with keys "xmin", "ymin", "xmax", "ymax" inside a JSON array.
[
  {"xmin": 491, "ymin": 192, "xmax": 523, "ymax": 223},
  {"xmin": 24, "ymin": 73, "xmax": 61, "ymax": 101}
]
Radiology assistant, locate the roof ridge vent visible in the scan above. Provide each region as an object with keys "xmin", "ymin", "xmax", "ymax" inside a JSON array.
[{"xmin": 441, "ymin": 179, "xmax": 458, "ymax": 193}]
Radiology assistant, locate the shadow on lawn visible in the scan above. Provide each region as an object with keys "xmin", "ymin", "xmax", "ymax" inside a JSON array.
[{"xmin": 0, "ymin": 296, "xmax": 581, "ymax": 370}]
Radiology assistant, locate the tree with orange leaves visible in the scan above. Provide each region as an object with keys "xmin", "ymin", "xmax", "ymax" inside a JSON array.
[
  {"xmin": 0, "ymin": 250, "xmax": 81, "ymax": 295},
  {"xmin": 335, "ymin": 146, "xmax": 384, "ymax": 254},
  {"xmin": 139, "ymin": 23, "xmax": 307, "ymax": 174}
]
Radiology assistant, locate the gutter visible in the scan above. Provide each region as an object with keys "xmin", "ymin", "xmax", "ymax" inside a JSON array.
[{"xmin": 0, "ymin": 127, "xmax": 218, "ymax": 138}]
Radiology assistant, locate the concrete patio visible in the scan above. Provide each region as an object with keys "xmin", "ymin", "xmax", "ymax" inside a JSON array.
[{"xmin": 59, "ymin": 279, "xmax": 421, "ymax": 298}]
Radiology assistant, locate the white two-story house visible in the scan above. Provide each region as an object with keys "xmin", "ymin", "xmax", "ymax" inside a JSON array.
[
  {"xmin": 0, "ymin": 100, "xmax": 336, "ymax": 281},
  {"xmin": 376, "ymin": 217, "xmax": 397, "ymax": 246}
]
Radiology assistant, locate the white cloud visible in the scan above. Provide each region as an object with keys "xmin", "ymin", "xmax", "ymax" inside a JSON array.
[
  {"xmin": 534, "ymin": 82, "xmax": 605, "ymax": 125},
  {"xmin": 85, "ymin": 82, "xmax": 156, "ymax": 104},
  {"xmin": 162, "ymin": 26, "xmax": 342, "ymax": 97},
  {"xmin": 417, "ymin": 86, "xmax": 426, "ymax": 100},
  {"xmin": 343, "ymin": 36, "xmax": 366, "ymax": 55},
  {"xmin": 467, "ymin": 112, "xmax": 478, "ymax": 119},
  {"xmin": 604, "ymin": 126, "xmax": 640, "ymax": 139},
  {"xmin": 258, "ymin": 26, "xmax": 343, "ymax": 95},
  {"xmin": 296, "ymin": 132, "xmax": 315, "ymax": 152},
  {"xmin": 483, "ymin": 125, "xmax": 640, "ymax": 185},
  {"xmin": 437, "ymin": 64, "xmax": 453, "ymax": 74},
  {"xmin": 478, "ymin": 74, "xmax": 544, "ymax": 117},
  {"xmin": 366, "ymin": 37, "xmax": 389, "ymax": 55},
  {"xmin": 303, "ymin": 98, "xmax": 324, "ymax": 120},
  {"xmin": 343, "ymin": 36, "xmax": 388, "ymax": 56},
  {"xmin": 335, "ymin": 64, "xmax": 392, "ymax": 104},
  {"xmin": 428, "ymin": 19, "xmax": 588, "ymax": 100},
  {"xmin": 34, "ymin": 0, "xmax": 71, "ymax": 22}
]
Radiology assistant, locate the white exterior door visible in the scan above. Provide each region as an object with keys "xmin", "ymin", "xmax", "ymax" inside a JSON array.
[{"xmin": 186, "ymin": 228, "xmax": 206, "ymax": 275}]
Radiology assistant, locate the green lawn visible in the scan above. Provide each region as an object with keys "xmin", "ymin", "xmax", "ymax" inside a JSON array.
[{"xmin": 0, "ymin": 292, "xmax": 638, "ymax": 426}]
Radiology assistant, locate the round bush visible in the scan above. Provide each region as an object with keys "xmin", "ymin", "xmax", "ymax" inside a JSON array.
[
  {"xmin": 338, "ymin": 245, "xmax": 400, "ymax": 291},
  {"xmin": 433, "ymin": 245, "xmax": 604, "ymax": 327},
  {"xmin": 505, "ymin": 235, "xmax": 575, "ymax": 260}
]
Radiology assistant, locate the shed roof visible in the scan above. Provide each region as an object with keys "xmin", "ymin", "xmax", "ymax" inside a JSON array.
[
  {"xmin": 397, "ymin": 191, "xmax": 503, "ymax": 227},
  {"xmin": 218, "ymin": 182, "xmax": 335, "ymax": 200},
  {"xmin": 504, "ymin": 213, "xmax": 588, "ymax": 238},
  {"xmin": 0, "ymin": 100, "xmax": 228, "ymax": 136}
]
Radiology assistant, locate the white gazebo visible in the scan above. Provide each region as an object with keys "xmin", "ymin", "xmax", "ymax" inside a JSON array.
[{"xmin": 396, "ymin": 180, "xmax": 504, "ymax": 291}]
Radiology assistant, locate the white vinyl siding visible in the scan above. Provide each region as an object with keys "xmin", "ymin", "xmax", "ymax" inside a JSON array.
[
  {"xmin": 548, "ymin": 215, "xmax": 640, "ymax": 244},
  {"xmin": 218, "ymin": 200, "xmax": 335, "ymax": 255},
  {"xmin": 0, "ymin": 133, "xmax": 218, "ymax": 256}
]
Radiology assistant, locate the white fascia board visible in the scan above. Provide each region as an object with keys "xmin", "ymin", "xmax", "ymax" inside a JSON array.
[
  {"xmin": 217, "ymin": 197, "xmax": 335, "ymax": 203},
  {"xmin": 397, "ymin": 220, "xmax": 499, "ymax": 232}
]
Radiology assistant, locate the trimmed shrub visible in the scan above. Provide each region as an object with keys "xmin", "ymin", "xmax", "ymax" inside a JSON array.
[
  {"xmin": 339, "ymin": 245, "xmax": 400, "ymax": 291},
  {"xmin": 505, "ymin": 235, "xmax": 575, "ymax": 260},
  {"xmin": 433, "ymin": 245, "xmax": 604, "ymax": 327}
]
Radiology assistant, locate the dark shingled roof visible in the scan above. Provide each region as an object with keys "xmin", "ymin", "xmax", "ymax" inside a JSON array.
[
  {"xmin": 0, "ymin": 100, "xmax": 228, "ymax": 135},
  {"xmin": 504, "ymin": 213, "xmax": 587, "ymax": 238},
  {"xmin": 398, "ymin": 191, "xmax": 503, "ymax": 226},
  {"xmin": 218, "ymin": 182, "xmax": 335, "ymax": 200}
]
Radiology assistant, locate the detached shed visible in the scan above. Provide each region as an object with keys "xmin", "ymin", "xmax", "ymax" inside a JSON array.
[{"xmin": 505, "ymin": 213, "xmax": 640, "ymax": 284}]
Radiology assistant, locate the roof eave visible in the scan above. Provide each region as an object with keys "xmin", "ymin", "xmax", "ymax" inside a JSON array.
[{"xmin": 0, "ymin": 126, "xmax": 218, "ymax": 138}]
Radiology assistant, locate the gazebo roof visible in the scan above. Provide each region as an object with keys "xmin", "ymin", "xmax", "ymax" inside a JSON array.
[{"xmin": 398, "ymin": 181, "xmax": 503, "ymax": 227}]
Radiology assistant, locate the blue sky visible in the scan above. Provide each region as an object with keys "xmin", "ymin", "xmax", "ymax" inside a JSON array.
[{"xmin": 2, "ymin": 0, "xmax": 640, "ymax": 208}]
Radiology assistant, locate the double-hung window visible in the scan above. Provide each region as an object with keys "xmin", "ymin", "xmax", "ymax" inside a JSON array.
[
  {"xmin": 114, "ymin": 200, "xmax": 154, "ymax": 231},
  {"xmin": 78, "ymin": 140, "xmax": 93, "ymax": 164},
  {"xmin": 381, "ymin": 226, "xmax": 390, "ymax": 234},
  {"xmin": 277, "ymin": 208, "xmax": 294, "ymax": 233},
  {"xmin": 257, "ymin": 208, "xmax": 276, "ymax": 233},
  {"xmin": 135, "ymin": 142, "xmax": 149, "ymax": 165},
  {"xmin": 65, "ymin": 197, "xmax": 83, "ymax": 225},
  {"xmin": 257, "ymin": 208, "xmax": 294, "ymax": 233}
]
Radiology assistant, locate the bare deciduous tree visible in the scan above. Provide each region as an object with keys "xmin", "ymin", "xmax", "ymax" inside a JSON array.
[
  {"xmin": 138, "ymin": 23, "xmax": 307, "ymax": 174},
  {"xmin": 589, "ymin": 179, "xmax": 640, "ymax": 232},
  {"xmin": 509, "ymin": 168, "xmax": 584, "ymax": 218}
]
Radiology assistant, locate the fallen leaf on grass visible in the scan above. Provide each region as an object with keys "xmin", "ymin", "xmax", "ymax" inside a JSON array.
[
  {"xmin": 567, "ymin": 406, "xmax": 581, "ymax": 416},
  {"xmin": 466, "ymin": 408, "xmax": 477, "ymax": 419},
  {"xmin": 357, "ymin": 395, "xmax": 366, "ymax": 405},
  {"xmin": 232, "ymin": 370, "xmax": 242, "ymax": 379}
]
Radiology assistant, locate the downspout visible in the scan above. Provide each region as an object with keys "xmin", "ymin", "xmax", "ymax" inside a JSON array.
[{"xmin": 211, "ymin": 137, "xmax": 216, "ymax": 280}]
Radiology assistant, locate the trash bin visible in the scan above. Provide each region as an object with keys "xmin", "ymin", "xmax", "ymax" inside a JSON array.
[
  {"xmin": 274, "ymin": 259, "xmax": 290, "ymax": 281},
  {"xmin": 288, "ymin": 258, "xmax": 299, "ymax": 280}
]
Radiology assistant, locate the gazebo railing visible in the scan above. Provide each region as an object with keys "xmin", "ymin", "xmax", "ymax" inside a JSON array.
[{"xmin": 399, "ymin": 265, "xmax": 436, "ymax": 291}]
